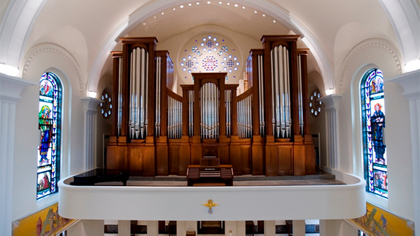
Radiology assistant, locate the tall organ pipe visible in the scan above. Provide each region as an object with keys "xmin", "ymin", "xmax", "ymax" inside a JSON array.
[
  {"xmin": 129, "ymin": 47, "xmax": 148, "ymax": 139},
  {"xmin": 144, "ymin": 50, "xmax": 149, "ymax": 137},
  {"xmin": 270, "ymin": 45, "xmax": 292, "ymax": 139},
  {"xmin": 270, "ymin": 49, "xmax": 276, "ymax": 137},
  {"xmin": 117, "ymin": 57, "xmax": 123, "ymax": 136},
  {"xmin": 155, "ymin": 56, "xmax": 161, "ymax": 137},
  {"xmin": 258, "ymin": 55, "xmax": 265, "ymax": 136},
  {"xmin": 297, "ymin": 55, "xmax": 304, "ymax": 135}
]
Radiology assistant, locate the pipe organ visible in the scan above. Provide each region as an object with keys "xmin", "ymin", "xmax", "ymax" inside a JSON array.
[{"xmin": 106, "ymin": 35, "xmax": 315, "ymax": 177}]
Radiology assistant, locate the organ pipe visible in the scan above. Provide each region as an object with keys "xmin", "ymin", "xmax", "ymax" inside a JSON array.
[
  {"xmin": 200, "ymin": 83, "xmax": 219, "ymax": 139},
  {"xmin": 117, "ymin": 57, "xmax": 123, "ymax": 136},
  {"xmin": 189, "ymin": 90, "xmax": 194, "ymax": 137},
  {"xmin": 237, "ymin": 94, "xmax": 252, "ymax": 139},
  {"xmin": 271, "ymin": 45, "xmax": 292, "ymax": 139},
  {"xmin": 155, "ymin": 56, "xmax": 161, "ymax": 137},
  {"xmin": 258, "ymin": 55, "xmax": 265, "ymax": 136},
  {"xmin": 297, "ymin": 55, "xmax": 304, "ymax": 135},
  {"xmin": 129, "ymin": 47, "xmax": 148, "ymax": 140}
]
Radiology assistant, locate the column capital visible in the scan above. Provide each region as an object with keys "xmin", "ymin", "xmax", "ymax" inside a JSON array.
[
  {"xmin": 319, "ymin": 94, "xmax": 342, "ymax": 111},
  {"xmin": 386, "ymin": 69, "xmax": 420, "ymax": 100},
  {"xmin": 0, "ymin": 73, "xmax": 36, "ymax": 102},
  {"xmin": 81, "ymin": 97, "xmax": 101, "ymax": 112}
]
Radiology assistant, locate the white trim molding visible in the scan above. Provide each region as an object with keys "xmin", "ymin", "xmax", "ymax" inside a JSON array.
[
  {"xmin": 319, "ymin": 95, "xmax": 342, "ymax": 169},
  {"xmin": 378, "ymin": 0, "xmax": 420, "ymax": 66},
  {"xmin": 0, "ymin": 73, "xmax": 36, "ymax": 236},
  {"xmin": 386, "ymin": 69, "xmax": 420, "ymax": 236},
  {"xmin": 81, "ymin": 97, "xmax": 101, "ymax": 171}
]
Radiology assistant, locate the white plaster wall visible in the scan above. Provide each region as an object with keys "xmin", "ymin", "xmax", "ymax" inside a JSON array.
[
  {"xmin": 337, "ymin": 38, "xmax": 414, "ymax": 220},
  {"xmin": 12, "ymin": 43, "xmax": 87, "ymax": 221}
]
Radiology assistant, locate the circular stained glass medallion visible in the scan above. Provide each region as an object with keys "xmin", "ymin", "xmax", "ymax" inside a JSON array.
[
  {"xmin": 309, "ymin": 90, "xmax": 322, "ymax": 117},
  {"xmin": 100, "ymin": 91, "xmax": 112, "ymax": 118}
]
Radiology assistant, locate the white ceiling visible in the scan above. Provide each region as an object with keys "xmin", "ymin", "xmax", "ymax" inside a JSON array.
[{"xmin": 19, "ymin": 0, "xmax": 400, "ymax": 92}]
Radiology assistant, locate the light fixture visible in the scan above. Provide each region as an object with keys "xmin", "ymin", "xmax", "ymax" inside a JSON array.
[
  {"xmin": 405, "ymin": 60, "xmax": 420, "ymax": 72},
  {"xmin": 0, "ymin": 64, "xmax": 20, "ymax": 76},
  {"xmin": 325, "ymin": 89, "xmax": 334, "ymax": 95},
  {"xmin": 88, "ymin": 91, "xmax": 97, "ymax": 98}
]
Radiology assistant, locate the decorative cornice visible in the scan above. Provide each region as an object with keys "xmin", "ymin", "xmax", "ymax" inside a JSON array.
[
  {"xmin": 81, "ymin": 97, "xmax": 101, "ymax": 112},
  {"xmin": 319, "ymin": 94, "xmax": 342, "ymax": 111},
  {"xmin": 22, "ymin": 44, "xmax": 84, "ymax": 96},
  {"xmin": 338, "ymin": 40, "xmax": 402, "ymax": 94},
  {"xmin": 386, "ymin": 69, "xmax": 420, "ymax": 100},
  {"xmin": 0, "ymin": 73, "xmax": 37, "ymax": 102}
]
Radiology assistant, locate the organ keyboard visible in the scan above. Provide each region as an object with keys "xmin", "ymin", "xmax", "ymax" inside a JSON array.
[{"xmin": 186, "ymin": 165, "xmax": 234, "ymax": 186}]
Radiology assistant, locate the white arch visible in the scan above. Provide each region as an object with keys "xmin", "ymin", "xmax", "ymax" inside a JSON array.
[
  {"xmin": 2, "ymin": 0, "xmax": 418, "ymax": 93},
  {"xmin": 378, "ymin": 0, "xmax": 420, "ymax": 69},
  {"xmin": 87, "ymin": 0, "xmax": 335, "ymax": 96}
]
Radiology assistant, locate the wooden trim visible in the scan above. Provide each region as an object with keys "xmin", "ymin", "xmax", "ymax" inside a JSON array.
[
  {"xmin": 167, "ymin": 88, "xmax": 183, "ymax": 102},
  {"xmin": 236, "ymin": 88, "xmax": 253, "ymax": 101}
]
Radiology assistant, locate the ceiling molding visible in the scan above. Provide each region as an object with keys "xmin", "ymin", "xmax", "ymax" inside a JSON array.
[
  {"xmin": 22, "ymin": 43, "xmax": 84, "ymax": 96},
  {"xmin": 87, "ymin": 0, "xmax": 334, "ymax": 95},
  {"xmin": 338, "ymin": 39, "xmax": 402, "ymax": 94}
]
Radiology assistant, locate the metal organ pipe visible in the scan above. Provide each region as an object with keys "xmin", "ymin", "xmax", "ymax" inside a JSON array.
[
  {"xmin": 155, "ymin": 56, "xmax": 161, "ymax": 137},
  {"xmin": 285, "ymin": 46, "xmax": 291, "ymax": 138},
  {"xmin": 225, "ymin": 90, "xmax": 231, "ymax": 137},
  {"xmin": 258, "ymin": 55, "xmax": 265, "ymax": 136},
  {"xmin": 144, "ymin": 50, "xmax": 149, "ymax": 137},
  {"xmin": 117, "ymin": 57, "xmax": 123, "ymax": 136},
  {"xmin": 270, "ymin": 49, "xmax": 276, "ymax": 137},
  {"xmin": 189, "ymin": 91, "xmax": 194, "ymax": 137},
  {"xmin": 297, "ymin": 55, "xmax": 304, "ymax": 135},
  {"xmin": 200, "ymin": 83, "xmax": 220, "ymax": 139},
  {"xmin": 129, "ymin": 47, "xmax": 148, "ymax": 140},
  {"xmin": 270, "ymin": 45, "xmax": 292, "ymax": 139}
]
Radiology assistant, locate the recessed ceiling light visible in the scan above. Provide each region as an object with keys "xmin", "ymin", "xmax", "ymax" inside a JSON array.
[
  {"xmin": 242, "ymin": 6, "xmax": 245, "ymax": 9},
  {"xmin": 262, "ymin": 14, "xmax": 265, "ymax": 17},
  {"xmin": 154, "ymin": 16, "xmax": 156, "ymax": 18},
  {"xmin": 207, "ymin": 1, "xmax": 211, "ymax": 4},
  {"xmin": 254, "ymin": 10, "xmax": 258, "ymax": 13},
  {"xmin": 227, "ymin": 2, "xmax": 230, "ymax": 5},
  {"xmin": 188, "ymin": 3, "xmax": 192, "ymax": 6},
  {"xmin": 234, "ymin": 4, "xmax": 238, "ymax": 7},
  {"xmin": 161, "ymin": 12, "xmax": 164, "ymax": 15},
  {"xmin": 219, "ymin": 1, "xmax": 222, "ymax": 4},
  {"xmin": 273, "ymin": 20, "xmax": 276, "ymax": 23},
  {"xmin": 173, "ymin": 7, "xmax": 176, "ymax": 10},
  {"xmin": 143, "ymin": 22, "xmax": 146, "ymax": 25},
  {"xmin": 180, "ymin": 5, "xmax": 184, "ymax": 8},
  {"xmin": 197, "ymin": 2, "xmax": 200, "ymax": 5}
]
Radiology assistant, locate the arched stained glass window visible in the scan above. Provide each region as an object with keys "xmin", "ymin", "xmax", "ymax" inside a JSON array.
[
  {"xmin": 361, "ymin": 69, "xmax": 387, "ymax": 198},
  {"xmin": 37, "ymin": 72, "xmax": 62, "ymax": 200}
]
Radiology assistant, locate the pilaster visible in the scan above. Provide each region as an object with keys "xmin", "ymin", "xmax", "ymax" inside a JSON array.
[
  {"xmin": 319, "ymin": 94, "xmax": 342, "ymax": 169},
  {"xmin": 81, "ymin": 97, "xmax": 101, "ymax": 171},
  {"xmin": 0, "ymin": 73, "xmax": 36, "ymax": 236},
  {"xmin": 387, "ymin": 69, "xmax": 420, "ymax": 236}
]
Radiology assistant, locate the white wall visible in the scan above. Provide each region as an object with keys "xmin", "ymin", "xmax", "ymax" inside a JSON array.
[
  {"xmin": 336, "ymin": 38, "xmax": 414, "ymax": 220},
  {"xmin": 12, "ymin": 43, "xmax": 87, "ymax": 220}
]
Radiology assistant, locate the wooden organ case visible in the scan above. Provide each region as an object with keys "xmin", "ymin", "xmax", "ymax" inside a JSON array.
[{"xmin": 106, "ymin": 35, "xmax": 315, "ymax": 176}]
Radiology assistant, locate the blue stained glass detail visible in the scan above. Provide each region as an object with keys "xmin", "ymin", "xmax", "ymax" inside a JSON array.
[
  {"xmin": 206, "ymin": 40, "xmax": 214, "ymax": 48},
  {"xmin": 227, "ymin": 60, "xmax": 234, "ymax": 67},
  {"xmin": 37, "ymin": 72, "xmax": 61, "ymax": 200},
  {"xmin": 361, "ymin": 69, "xmax": 387, "ymax": 198},
  {"xmin": 186, "ymin": 60, "xmax": 194, "ymax": 68}
]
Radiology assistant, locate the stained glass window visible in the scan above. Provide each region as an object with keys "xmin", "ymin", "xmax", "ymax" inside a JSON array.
[
  {"xmin": 179, "ymin": 34, "xmax": 240, "ymax": 80},
  {"xmin": 361, "ymin": 69, "xmax": 387, "ymax": 198},
  {"xmin": 37, "ymin": 72, "xmax": 62, "ymax": 200}
]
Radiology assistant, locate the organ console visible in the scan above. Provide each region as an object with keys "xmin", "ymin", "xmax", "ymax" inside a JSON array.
[{"xmin": 106, "ymin": 35, "xmax": 315, "ymax": 177}]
